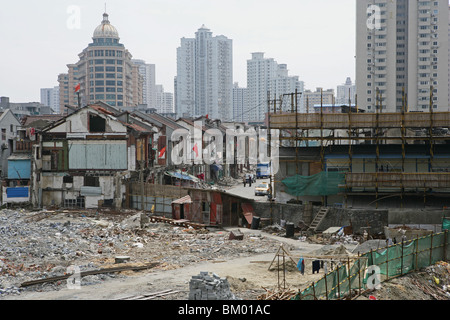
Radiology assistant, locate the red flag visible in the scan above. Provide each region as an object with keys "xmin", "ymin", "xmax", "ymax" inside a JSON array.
[
  {"xmin": 159, "ymin": 146, "xmax": 166, "ymax": 158},
  {"xmin": 75, "ymin": 83, "xmax": 81, "ymax": 93},
  {"xmin": 193, "ymin": 143, "xmax": 199, "ymax": 157}
]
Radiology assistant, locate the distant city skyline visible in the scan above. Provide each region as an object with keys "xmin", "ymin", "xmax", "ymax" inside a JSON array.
[
  {"xmin": 175, "ymin": 25, "xmax": 233, "ymax": 120},
  {"xmin": 356, "ymin": 0, "xmax": 450, "ymax": 112},
  {"xmin": 0, "ymin": 0, "xmax": 356, "ymax": 103}
]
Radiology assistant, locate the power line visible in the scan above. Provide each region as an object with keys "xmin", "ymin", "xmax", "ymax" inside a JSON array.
[{"xmin": 235, "ymin": 100, "xmax": 268, "ymax": 121}]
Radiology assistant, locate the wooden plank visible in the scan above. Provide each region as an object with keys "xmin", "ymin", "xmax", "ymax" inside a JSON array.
[
  {"xmin": 119, "ymin": 289, "xmax": 180, "ymax": 300},
  {"xmin": 20, "ymin": 263, "xmax": 159, "ymax": 288},
  {"xmin": 141, "ymin": 291, "xmax": 181, "ymax": 300}
]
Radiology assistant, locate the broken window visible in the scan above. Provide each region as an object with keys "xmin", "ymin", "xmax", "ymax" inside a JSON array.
[
  {"xmin": 84, "ymin": 176, "xmax": 100, "ymax": 187},
  {"xmin": 42, "ymin": 148, "xmax": 67, "ymax": 172},
  {"xmin": 64, "ymin": 197, "xmax": 85, "ymax": 209},
  {"xmin": 89, "ymin": 114, "xmax": 106, "ymax": 133},
  {"xmin": 202, "ymin": 202, "xmax": 210, "ymax": 213},
  {"xmin": 63, "ymin": 176, "xmax": 74, "ymax": 183}
]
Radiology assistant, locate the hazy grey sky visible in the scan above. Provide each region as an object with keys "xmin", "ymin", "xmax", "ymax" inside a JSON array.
[{"xmin": 0, "ymin": 0, "xmax": 356, "ymax": 103}]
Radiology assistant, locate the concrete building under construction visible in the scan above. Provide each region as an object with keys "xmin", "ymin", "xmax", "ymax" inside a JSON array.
[{"xmin": 269, "ymin": 93, "xmax": 450, "ymax": 209}]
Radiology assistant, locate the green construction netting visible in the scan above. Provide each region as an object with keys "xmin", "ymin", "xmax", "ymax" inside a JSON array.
[
  {"xmin": 443, "ymin": 218, "xmax": 450, "ymax": 231},
  {"xmin": 294, "ymin": 232, "xmax": 449, "ymax": 300},
  {"xmin": 294, "ymin": 259, "xmax": 368, "ymax": 301},
  {"xmin": 282, "ymin": 172, "xmax": 345, "ymax": 197}
]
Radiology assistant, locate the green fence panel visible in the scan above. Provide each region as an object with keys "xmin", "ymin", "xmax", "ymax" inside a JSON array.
[
  {"xmin": 294, "ymin": 232, "xmax": 448, "ymax": 301},
  {"xmin": 417, "ymin": 236, "xmax": 432, "ymax": 270},
  {"xmin": 430, "ymin": 233, "xmax": 446, "ymax": 265},
  {"xmin": 349, "ymin": 257, "xmax": 368, "ymax": 291},
  {"xmin": 443, "ymin": 218, "xmax": 450, "ymax": 231}
]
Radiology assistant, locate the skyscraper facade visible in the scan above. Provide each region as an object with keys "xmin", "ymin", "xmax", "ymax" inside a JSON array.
[
  {"xmin": 270, "ymin": 64, "xmax": 305, "ymax": 113},
  {"xmin": 175, "ymin": 25, "xmax": 233, "ymax": 120},
  {"xmin": 336, "ymin": 77, "xmax": 356, "ymax": 106},
  {"xmin": 155, "ymin": 85, "xmax": 174, "ymax": 114},
  {"xmin": 58, "ymin": 12, "xmax": 143, "ymax": 114},
  {"xmin": 356, "ymin": 0, "xmax": 449, "ymax": 113},
  {"xmin": 246, "ymin": 52, "xmax": 278, "ymax": 122},
  {"xmin": 232, "ymin": 82, "xmax": 248, "ymax": 122},
  {"xmin": 247, "ymin": 53, "xmax": 304, "ymax": 121},
  {"xmin": 132, "ymin": 59, "xmax": 156, "ymax": 109},
  {"xmin": 40, "ymin": 86, "xmax": 60, "ymax": 113},
  {"xmin": 304, "ymin": 88, "xmax": 335, "ymax": 111}
]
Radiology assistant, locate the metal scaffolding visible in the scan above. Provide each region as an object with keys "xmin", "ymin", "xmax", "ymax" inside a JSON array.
[{"xmin": 268, "ymin": 88, "xmax": 450, "ymax": 208}]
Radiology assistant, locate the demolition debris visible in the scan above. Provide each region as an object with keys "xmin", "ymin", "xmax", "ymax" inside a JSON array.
[{"xmin": 0, "ymin": 208, "xmax": 282, "ymax": 298}]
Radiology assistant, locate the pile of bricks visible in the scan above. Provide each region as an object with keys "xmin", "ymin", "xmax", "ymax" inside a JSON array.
[{"xmin": 188, "ymin": 271, "xmax": 239, "ymax": 300}]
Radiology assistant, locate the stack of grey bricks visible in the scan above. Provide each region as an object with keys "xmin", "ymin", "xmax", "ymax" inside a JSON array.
[{"xmin": 188, "ymin": 271, "xmax": 239, "ymax": 300}]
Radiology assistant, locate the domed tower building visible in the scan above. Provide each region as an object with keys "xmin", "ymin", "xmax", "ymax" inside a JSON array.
[{"xmin": 59, "ymin": 12, "xmax": 143, "ymax": 114}]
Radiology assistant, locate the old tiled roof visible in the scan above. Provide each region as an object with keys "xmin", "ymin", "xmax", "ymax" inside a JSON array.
[{"xmin": 21, "ymin": 115, "xmax": 64, "ymax": 128}]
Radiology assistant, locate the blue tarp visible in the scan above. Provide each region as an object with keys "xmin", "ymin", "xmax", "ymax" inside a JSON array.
[
  {"xmin": 6, "ymin": 187, "xmax": 29, "ymax": 198},
  {"xmin": 8, "ymin": 159, "xmax": 31, "ymax": 180},
  {"xmin": 166, "ymin": 171, "xmax": 198, "ymax": 181}
]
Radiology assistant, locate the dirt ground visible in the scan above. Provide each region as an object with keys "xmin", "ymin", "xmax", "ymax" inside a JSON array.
[
  {"xmin": 0, "ymin": 216, "xmax": 330, "ymax": 301},
  {"xmin": 2, "ymin": 251, "xmax": 328, "ymax": 300},
  {"xmin": 2, "ymin": 209, "xmax": 448, "ymax": 301}
]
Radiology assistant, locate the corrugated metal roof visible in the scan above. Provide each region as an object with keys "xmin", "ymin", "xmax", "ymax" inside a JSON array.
[
  {"xmin": 80, "ymin": 186, "xmax": 102, "ymax": 196},
  {"xmin": 8, "ymin": 154, "xmax": 32, "ymax": 160},
  {"xmin": 133, "ymin": 111, "xmax": 184, "ymax": 131},
  {"xmin": 172, "ymin": 195, "xmax": 192, "ymax": 204},
  {"xmin": 242, "ymin": 203, "xmax": 254, "ymax": 224}
]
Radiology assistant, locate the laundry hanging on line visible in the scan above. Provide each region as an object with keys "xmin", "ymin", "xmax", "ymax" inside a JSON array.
[
  {"xmin": 312, "ymin": 260, "xmax": 321, "ymax": 274},
  {"xmin": 297, "ymin": 258, "xmax": 305, "ymax": 275}
]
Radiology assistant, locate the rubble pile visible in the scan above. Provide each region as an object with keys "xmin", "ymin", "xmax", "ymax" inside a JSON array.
[
  {"xmin": 188, "ymin": 272, "xmax": 239, "ymax": 300},
  {"xmin": 0, "ymin": 209, "xmax": 281, "ymax": 298},
  {"xmin": 308, "ymin": 244, "xmax": 354, "ymax": 257},
  {"xmin": 351, "ymin": 239, "xmax": 387, "ymax": 254},
  {"xmin": 216, "ymin": 176, "xmax": 240, "ymax": 187},
  {"xmin": 361, "ymin": 261, "xmax": 450, "ymax": 300},
  {"xmin": 262, "ymin": 224, "xmax": 286, "ymax": 237},
  {"xmin": 308, "ymin": 233, "xmax": 360, "ymax": 246}
]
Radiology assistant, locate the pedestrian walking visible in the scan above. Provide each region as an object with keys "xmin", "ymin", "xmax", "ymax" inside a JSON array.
[{"xmin": 243, "ymin": 176, "xmax": 247, "ymax": 187}]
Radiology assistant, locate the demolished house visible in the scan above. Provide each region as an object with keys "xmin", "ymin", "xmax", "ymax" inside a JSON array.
[
  {"xmin": 171, "ymin": 188, "xmax": 255, "ymax": 227},
  {"xmin": 31, "ymin": 104, "xmax": 154, "ymax": 209}
]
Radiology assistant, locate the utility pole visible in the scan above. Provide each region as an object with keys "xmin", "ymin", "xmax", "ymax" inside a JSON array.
[{"xmin": 140, "ymin": 138, "xmax": 145, "ymax": 212}]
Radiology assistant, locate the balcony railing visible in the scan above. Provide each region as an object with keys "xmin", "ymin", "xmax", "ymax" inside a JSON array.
[{"xmin": 15, "ymin": 140, "xmax": 33, "ymax": 152}]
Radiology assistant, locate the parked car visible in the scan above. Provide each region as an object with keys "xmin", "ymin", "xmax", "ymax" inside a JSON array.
[{"xmin": 255, "ymin": 182, "xmax": 270, "ymax": 196}]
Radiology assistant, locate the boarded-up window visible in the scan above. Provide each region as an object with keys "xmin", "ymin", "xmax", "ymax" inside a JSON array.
[{"xmin": 69, "ymin": 141, "xmax": 127, "ymax": 170}]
